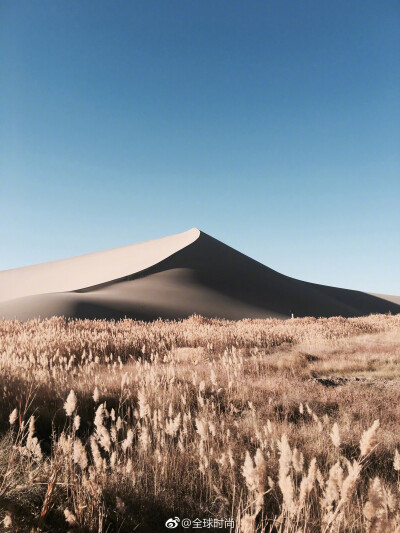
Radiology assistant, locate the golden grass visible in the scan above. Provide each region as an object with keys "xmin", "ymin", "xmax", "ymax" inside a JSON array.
[{"xmin": 0, "ymin": 313, "xmax": 399, "ymax": 531}]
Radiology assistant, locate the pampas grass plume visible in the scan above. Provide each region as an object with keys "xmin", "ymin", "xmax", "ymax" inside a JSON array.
[
  {"xmin": 9, "ymin": 408, "xmax": 18, "ymax": 425},
  {"xmin": 330, "ymin": 422, "xmax": 341, "ymax": 448},
  {"xmin": 360, "ymin": 419, "xmax": 380, "ymax": 457},
  {"xmin": 64, "ymin": 389, "xmax": 77, "ymax": 417}
]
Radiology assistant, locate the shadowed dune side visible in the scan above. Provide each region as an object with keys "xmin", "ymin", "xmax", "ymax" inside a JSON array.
[
  {"xmin": 0, "ymin": 270, "xmax": 278, "ymax": 321},
  {"xmin": 0, "ymin": 230, "xmax": 399, "ymax": 321},
  {"xmin": 75, "ymin": 231, "xmax": 400, "ymax": 318}
]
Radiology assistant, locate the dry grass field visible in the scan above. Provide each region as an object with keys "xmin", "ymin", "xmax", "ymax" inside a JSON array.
[{"xmin": 0, "ymin": 313, "xmax": 400, "ymax": 532}]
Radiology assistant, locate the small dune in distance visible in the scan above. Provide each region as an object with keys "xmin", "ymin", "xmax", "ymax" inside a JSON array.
[{"xmin": 0, "ymin": 227, "xmax": 399, "ymax": 321}]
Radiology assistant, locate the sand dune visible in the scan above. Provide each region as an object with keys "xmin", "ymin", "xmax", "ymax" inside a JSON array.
[
  {"xmin": 369, "ymin": 293, "xmax": 400, "ymax": 306},
  {"xmin": 0, "ymin": 228, "xmax": 399, "ymax": 321},
  {"xmin": 0, "ymin": 228, "xmax": 200, "ymax": 303}
]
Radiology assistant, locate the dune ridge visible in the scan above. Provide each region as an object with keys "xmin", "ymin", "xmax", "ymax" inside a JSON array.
[{"xmin": 0, "ymin": 228, "xmax": 399, "ymax": 321}]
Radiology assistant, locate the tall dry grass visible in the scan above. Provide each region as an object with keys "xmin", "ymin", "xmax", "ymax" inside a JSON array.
[{"xmin": 0, "ymin": 313, "xmax": 399, "ymax": 531}]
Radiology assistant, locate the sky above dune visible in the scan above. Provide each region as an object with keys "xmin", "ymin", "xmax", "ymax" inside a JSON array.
[{"xmin": 0, "ymin": 0, "xmax": 399, "ymax": 294}]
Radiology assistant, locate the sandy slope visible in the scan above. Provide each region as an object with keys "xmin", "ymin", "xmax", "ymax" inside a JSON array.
[
  {"xmin": 0, "ymin": 229, "xmax": 399, "ymax": 321},
  {"xmin": 369, "ymin": 294, "xmax": 400, "ymax": 306},
  {"xmin": 0, "ymin": 228, "xmax": 199, "ymax": 302}
]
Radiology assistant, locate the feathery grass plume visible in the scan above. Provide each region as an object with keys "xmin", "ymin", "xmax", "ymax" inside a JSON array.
[
  {"xmin": 195, "ymin": 417, "xmax": 208, "ymax": 441},
  {"xmin": 292, "ymin": 448, "xmax": 304, "ymax": 473},
  {"xmin": 228, "ymin": 447, "xmax": 235, "ymax": 469},
  {"xmin": 110, "ymin": 424, "xmax": 117, "ymax": 443},
  {"xmin": 240, "ymin": 448, "xmax": 268, "ymax": 510},
  {"xmin": 322, "ymin": 462, "xmax": 344, "ymax": 516},
  {"xmin": 364, "ymin": 477, "xmax": 384, "ymax": 521},
  {"xmin": 64, "ymin": 508, "xmax": 77, "ymax": 526},
  {"xmin": 59, "ymin": 432, "xmax": 73, "ymax": 455},
  {"xmin": 218, "ymin": 452, "xmax": 228, "ymax": 469},
  {"xmin": 279, "ymin": 472, "xmax": 295, "ymax": 516},
  {"xmin": 73, "ymin": 438, "xmax": 88, "ymax": 470},
  {"xmin": 73, "ymin": 414, "xmax": 81, "ymax": 431},
  {"xmin": 210, "ymin": 368, "xmax": 217, "ymax": 388},
  {"xmin": 121, "ymin": 372, "xmax": 128, "ymax": 389},
  {"xmin": 125, "ymin": 458, "xmax": 133, "ymax": 475},
  {"xmin": 165, "ymin": 412, "xmax": 181, "ymax": 437},
  {"xmin": 339, "ymin": 460, "xmax": 361, "ymax": 506},
  {"xmin": 25, "ymin": 415, "xmax": 43, "ymax": 461},
  {"xmin": 98, "ymin": 425, "xmax": 112, "ymax": 453},
  {"xmin": 363, "ymin": 477, "xmax": 392, "ymax": 531},
  {"xmin": 360, "ymin": 419, "xmax": 380, "ymax": 457},
  {"xmin": 278, "ymin": 434, "xmax": 295, "ymax": 514},
  {"xmin": 198, "ymin": 393, "xmax": 205, "ymax": 408},
  {"xmin": 305, "ymin": 458, "xmax": 317, "ymax": 493},
  {"xmin": 64, "ymin": 389, "xmax": 77, "ymax": 416},
  {"xmin": 322, "ymin": 460, "xmax": 362, "ymax": 530},
  {"xmin": 178, "ymin": 434, "xmax": 185, "ymax": 453},
  {"xmin": 122, "ymin": 429, "xmax": 134, "ymax": 452},
  {"xmin": 312, "ymin": 412, "xmax": 322, "ymax": 430},
  {"xmin": 242, "ymin": 451, "xmax": 256, "ymax": 492},
  {"xmin": 330, "ymin": 422, "xmax": 341, "ymax": 448},
  {"xmin": 3, "ymin": 512, "xmax": 12, "ymax": 529},
  {"xmin": 278, "ymin": 434, "xmax": 292, "ymax": 478},
  {"xmin": 94, "ymin": 403, "xmax": 105, "ymax": 430},
  {"xmin": 394, "ymin": 449, "xmax": 400, "ymax": 471},
  {"xmin": 198, "ymin": 439, "xmax": 207, "ymax": 473},
  {"xmin": 93, "ymin": 386, "xmax": 100, "ymax": 403},
  {"xmin": 110, "ymin": 450, "xmax": 117, "ymax": 470},
  {"xmin": 90, "ymin": 436, "xmax": 103, "ymax": 471},
  {"xmin": 9, "ymin": 408, "xmax": 18, "ymax": 425},
  {"xmin": 297, "ymin": 457, "xmax": 317, "ymax": 512}
]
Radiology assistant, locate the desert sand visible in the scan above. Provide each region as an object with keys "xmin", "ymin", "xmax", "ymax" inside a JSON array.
[{"xmin": 0, "ymin": 228, "xmax": 399, "ymax": 321}]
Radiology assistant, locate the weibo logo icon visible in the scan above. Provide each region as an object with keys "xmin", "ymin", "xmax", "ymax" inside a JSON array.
[{"xmin": 165, "ymin": 517, "xmax": 180, "ymax": 528}]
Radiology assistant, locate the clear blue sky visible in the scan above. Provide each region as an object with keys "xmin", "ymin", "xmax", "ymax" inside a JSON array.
[{"xmin": 1, "ymin": 1, "xmax": 399, "ymax": 294}]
